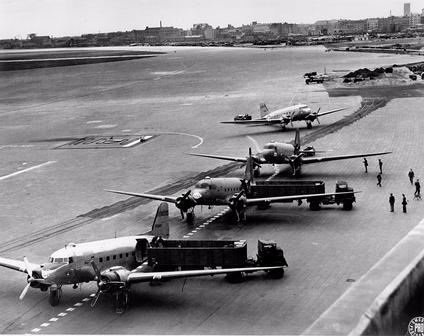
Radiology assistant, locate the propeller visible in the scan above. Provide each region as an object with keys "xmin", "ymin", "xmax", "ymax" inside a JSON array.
[
  {"xmin": 175, "ymin": 190, "xmax": 196, "ymax": 214},
  {"xmin": 90, "ymin": 259, "xmax": 103, "ymax": 307},
  {"xmin": 314, "ymin": 107, "xmax": 321, "ymax": 123},
  {"xmin": 246, "ymin": 136, "xmax": 262, "ymax": 154},
  {"xmin": 19, "ymin": 257, "xmax": 34, "ymax": 300}
]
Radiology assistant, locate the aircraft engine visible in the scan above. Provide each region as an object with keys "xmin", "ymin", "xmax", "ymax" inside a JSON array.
[
  {"xmin": 100, "ymin": 266, "xmax": 131, "ymax": 291},
  {"xmin": 175, "ymin": 190, "xmax": 196, "ymax": 212}
]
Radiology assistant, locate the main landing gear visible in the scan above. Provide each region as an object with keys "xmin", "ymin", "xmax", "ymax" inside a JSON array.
[
  {"xmin": 306, "ymin": 120, "xmax": 313, "ymax": 129},
  {"xmin": 49, "ymin": 285, "xmax": 62, "ymax": 306}
]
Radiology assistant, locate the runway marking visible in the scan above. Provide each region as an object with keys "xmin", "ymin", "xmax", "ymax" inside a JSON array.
[
  {"xmin": 74, "ymin": 302, "xmax": 83, "ymax": 306},
  {"xmin": 40, "ymin": 323, "xmax": 50, "ymax": 327},
  {"xmin": 266, "ymin": 166, "xmax": 280, "ymax": 181},
  {"xmin": 58, "ymin": 312, "xmax": 68, "ymax": 316},
  {"xmin": 188, "ymin": 233, "xmax": 194, "ymax": 236},
  {"xmin": 183, "ymin": 235, "xmax": 189, "ymax": 238},
  {"xmin": 154, "ymin": 131, "xmax": 203, "ymax": 149},
  {"xmin": 86, "ymin": 120, "xmax": 103, "ymax": 124},
  {"xmin": 82, "ymin": 297, "xmax": 91, "ymax": 302},
  {"xmin": 66, "ymin": 307, "xmax": 75, "ymax": 311},
  {"xmin": 183, "ymin": 207, "xmax": 230, "ymax": 238},
  {"xmin": 94, "ymin": 124, "xmax": 117, "ymax": 129},
  {"xmin": 49, "ymin": 318, "xmax": 58, "ymax": 322},
  {"xmin": 0, "ymin": 161, "xmax": 56, "ymax": 181},
  {"xmin": 31, "ymin": 328, "xmax": 41, "ymax": 333},
  {"xmin": 89, "ymin": 293, "xmax": 96, "ymax": 297}
]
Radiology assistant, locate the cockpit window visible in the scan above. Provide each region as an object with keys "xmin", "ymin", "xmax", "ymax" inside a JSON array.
[
  {"xmin": 264, "ymin": 145, "xmax": 274, "ymax": 150},
  {"xmin": 50, "ymin": 257, "xmax": 69, "ymax": 263},
  {"xmin": 195, "ymin": 182, "xmax": 209, "ymax": 189}
]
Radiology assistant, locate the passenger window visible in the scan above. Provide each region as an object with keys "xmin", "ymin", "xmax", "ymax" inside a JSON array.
[
  {"xmin": 126, "ymin": 253, "xmax": 129, "ymax": 257},
  {"xmin": 99, "ymin": 257, "xmax": 103, "ymax": 263},
  {"xmin": 132, "ymin": 252, "xmax": 135, "ymax": 257},
  {"xmin": 113, "ymin": 255, "xmax": 116, "ymax": 260},
  {"xmin": 119, "ymin": 254, "xmax": 123, "ymax": 258},
  {"xmin": 106, "ymin": 256, "xmax": 110, "ymax": 261}
]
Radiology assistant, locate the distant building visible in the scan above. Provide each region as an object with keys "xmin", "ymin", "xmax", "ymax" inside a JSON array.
[
  {"xmin": 314, "ymin": 20, "xmax": 338, "ymax": 35},
  {"xmin": 366, "ymin": 18, "xmax": 379, "ymax": 32},
  {"xmin": 336, "ymin": 19, "xmax": 367, "ymax": 35},
  {"xmin": 404, "ymin": 3, "xmax": 411, "ymax": 16},
  {"xmin": 409, "ymin": 13, "xmax": 421, "ymax": 27}
]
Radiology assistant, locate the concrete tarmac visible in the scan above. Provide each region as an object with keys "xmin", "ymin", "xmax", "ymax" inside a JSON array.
[{"xmin": 0, "ymin": 46, "xmax": 423, "ymax": 334}]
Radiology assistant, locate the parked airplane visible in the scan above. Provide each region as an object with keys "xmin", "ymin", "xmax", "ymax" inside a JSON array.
[
  {"xmin": 107, "ymin": 157, "xmax": 357, "ymax": 224},
  {"xmin": 221, "ymin": 102, "xmax": 345, "ymax": 129},
  {"xmin": 0, "ymin": 203, "xmax": 280, "ymax": 312},
  {"xmin": 188, "ymin": 129, "xmax": 392, "ymax": 176}
]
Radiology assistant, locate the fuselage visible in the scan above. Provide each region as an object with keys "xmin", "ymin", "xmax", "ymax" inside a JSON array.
[
  {"xmin": 191, "ymin": 177, "xmax": 243, "ymax": 206},
  {"xmin": 38, "ymin": 235, "xmax": 153, "ymax": 286},
  {"xmin": 261, "ymin": 142, "xmax": 295, "ymax": 164},
  {"xmin": 265, "ymin": 104, "xmax": 312, "ymax": 123}
]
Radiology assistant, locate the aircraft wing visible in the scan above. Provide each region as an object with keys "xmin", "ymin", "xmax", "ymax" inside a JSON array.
[
  {"xmin": 301, "ymin": 151, "xmax": 392, "ymax": 164},
  {"xmin": 221, "ymin": 119, "xmax": 281, "ymax": 125},
  {"xmin": 0, "ymin": 256, "xmax": 39, "ymax": 273},
  {"xmin": 245, "ymin": 191, "xmax": 360, "ymax": 205},
  {"xmin": 316, "ymin": 107, "xmax": 346, "ymax": 117},
  {"xmin": 127, "ymin": 266, "xmax": 282, "ymax": 283},
  {"xmin": 187, "ymin": 152, "xmax": 248, "ymax": 163},
  {"xmin": 106, "ymin": 190, "xmax": 178, "ymax": 204}
]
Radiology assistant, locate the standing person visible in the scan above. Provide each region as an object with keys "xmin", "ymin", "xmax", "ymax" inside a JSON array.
[
  {"xmin": 402, "ymin": 194, "xmax": 408, "ymax": 213},
  {"xmin": 378, "ymin": 159, "xmax": 383, "ymax": 174},
  {"xmin": 377, "ymin": 173, "xmax": 382, "ymax": 187},
  {"xmin": 415, "ymin": 179, "xmax": 421, "ymax": 199},
  {"xmin": 363, "ymin": 158, "xmax": 368, "ymax": 173},
  {"xmin": 389, "ymin": 193, "xmax": 395, "ymax": 212},
  {"xmin": 408, "ymin": 169, "xmax": 415, "ymax": 185}
]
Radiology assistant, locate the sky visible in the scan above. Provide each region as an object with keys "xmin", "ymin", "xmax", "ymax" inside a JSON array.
[{"xmin": 0, "ymin": 0, "xmax": 423, "ymax": 39}]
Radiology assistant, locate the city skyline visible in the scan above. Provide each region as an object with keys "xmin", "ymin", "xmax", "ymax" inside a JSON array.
[{"xmin": 1, "ymin": 0, "xmax": 423, "ymax": 39}]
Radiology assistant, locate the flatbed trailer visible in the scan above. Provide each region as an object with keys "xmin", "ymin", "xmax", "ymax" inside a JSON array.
[
  {"xmin": 135, "ymin": 239, "xmax": 288, "ymax": 282},
  {"xmin": 247, "ymin": 180, "xmax": 356, "ymax": 210}
]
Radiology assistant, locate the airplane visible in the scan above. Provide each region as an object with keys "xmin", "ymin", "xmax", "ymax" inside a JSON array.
[
  {"xmin": 221, "ymin": 102, "xmax": 346, "ymax": 129},
  {"xmin": 106, "ymin": 156, "xmax": 358, "ymax": 224},
  {"xmin": 0, "ymin": 203, "xmax": 282, "ymax": 313},
  {"xmin": 188, "ymin": 129, "xmax": 392, "ymax": 177}
]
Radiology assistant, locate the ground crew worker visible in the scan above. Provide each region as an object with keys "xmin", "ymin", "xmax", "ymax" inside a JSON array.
[
  {"xmin": 378, "ymin": 159, "xmax": 383, "ymax": 174},
  {"xmin": 363, "ymin": 158, "xmax": 368, "ymax": 173},
  {"xmin": 389, "ymin": 193, "xmax": 395, "ymax": 212},
  {"xmin": 408, "ymin": 169, "xmax": 415, "ymax": 185},
  {"xmin": 377, "ymin": 173, "xmax": 382, "ymax": 187},
  {"xmin": 415, "ymin": 179, "xmax": 421, "ymax": 199},
  {"xmin": 402, "ymin": 194, "xmax": 408, "ymax": 213}
]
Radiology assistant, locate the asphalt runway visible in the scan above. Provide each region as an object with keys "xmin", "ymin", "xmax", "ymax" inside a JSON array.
[{"xmin": 1, "ymin": 46, "xmax": 424, "ymax": 334}]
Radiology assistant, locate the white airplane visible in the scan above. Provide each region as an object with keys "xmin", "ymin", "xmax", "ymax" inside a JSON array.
[
  {"xmin": 221, "ymin": 103, "xmax": 345, "ymax": 129},
  {"xmin": 0, "ymin": 203, "xmax": 281, "ymax": 312}
]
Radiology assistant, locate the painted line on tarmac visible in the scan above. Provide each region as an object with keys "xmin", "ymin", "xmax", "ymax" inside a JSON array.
[
  {"xmin": 266, "ymin": 166, "xmax": 280, "ymax": 181},
  {"xmin": 0, "ymin": 161, "xmax": 56, "ymax": 181},
  {"xmin": 184, "ymin": 208, "xmax": 230, "ymax": 238},
  {"xmin": 30, "ymin": 297, "xmax": 92, "ymax": 334},
  {"xmin": 153, "ymin": 131, "xmax": 204, "ymax": 149}
]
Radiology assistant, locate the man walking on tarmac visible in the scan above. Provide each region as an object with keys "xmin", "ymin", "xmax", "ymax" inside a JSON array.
[
  {"xmin": 402, "ymin": 194, "xmax": 408, "ymax": 213},
  {"xmin": 389, "ymin": 193, "xmax": 395, "ymax": 212},
  {"xmin": 414, "ymin": 179, "xmax": 421, "ymax": 200},
  {"xmin": 378, "ymin": 159, "xmax": 383, "ymax": 174},
  {"xmin": 408, "ymin": 169, "xmax": 415, "ymax": 185},
  {"xmin": 377, "ymin": 173, "xmax": 382, "ymax": 187},
  {"xmin": 363, "ymin": 158, "xmax": 368, "ymax": 173}
]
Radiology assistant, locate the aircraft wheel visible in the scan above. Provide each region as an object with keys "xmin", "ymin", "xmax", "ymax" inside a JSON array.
[
  {"xmin": 309, "ymin": 201, "xmax": 321, "ymax": 211},
  {"xmin": 49, "ymin": 287, "xmax": 62, "ymax": 306},
  {"xmin": 186, "ymin": 212, "xmax": 194, "ymax": 225},
  {"xmin": 343, "ymin": 200, "xmax": 353, "ymax": 211},
  {"xmin": 306, "ymin": 122, "xmax": 312, "ymax": 129}
]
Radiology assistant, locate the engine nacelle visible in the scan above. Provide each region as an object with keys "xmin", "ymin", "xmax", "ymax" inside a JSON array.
[{"xmin": 100, "ymin": 266, "xmax": 131, "ymax": 289}]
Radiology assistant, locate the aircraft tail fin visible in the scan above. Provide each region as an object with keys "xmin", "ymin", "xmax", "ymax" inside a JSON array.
[
  {"xmin": 259, "ymin": 103, "xmax": 269, "ymax": 118},
  {"xmin": 244, "ymin": 148, "xmax": 255, "ymax": 183},
  {"xmin": 150, "ymin": 202, "xmax": 170, "ymax": 238},
  {"xmin": 294, "ymin": 128, "xmax": 301, "ymax": 154}
]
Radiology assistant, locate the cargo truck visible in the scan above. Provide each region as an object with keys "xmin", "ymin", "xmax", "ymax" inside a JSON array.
[{"xmin": 135, "ymin": 239, "xmax": 288, "ymax": 282}]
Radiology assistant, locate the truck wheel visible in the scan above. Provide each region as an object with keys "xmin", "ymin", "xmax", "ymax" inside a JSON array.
[
  {"xmin": 343, "ymin": 201, "xmax": 353, "ymax": 210},
  {"xmin": 226, "ymin": 271, "xmax": 244, "ymax": 283},
  {"xmin": 269, "ymin": 268, "xmax": 284, "ymax": 279},
  {"xmin": 309, "ymin": 201, "xmax": 321, "ymax": 211}
]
